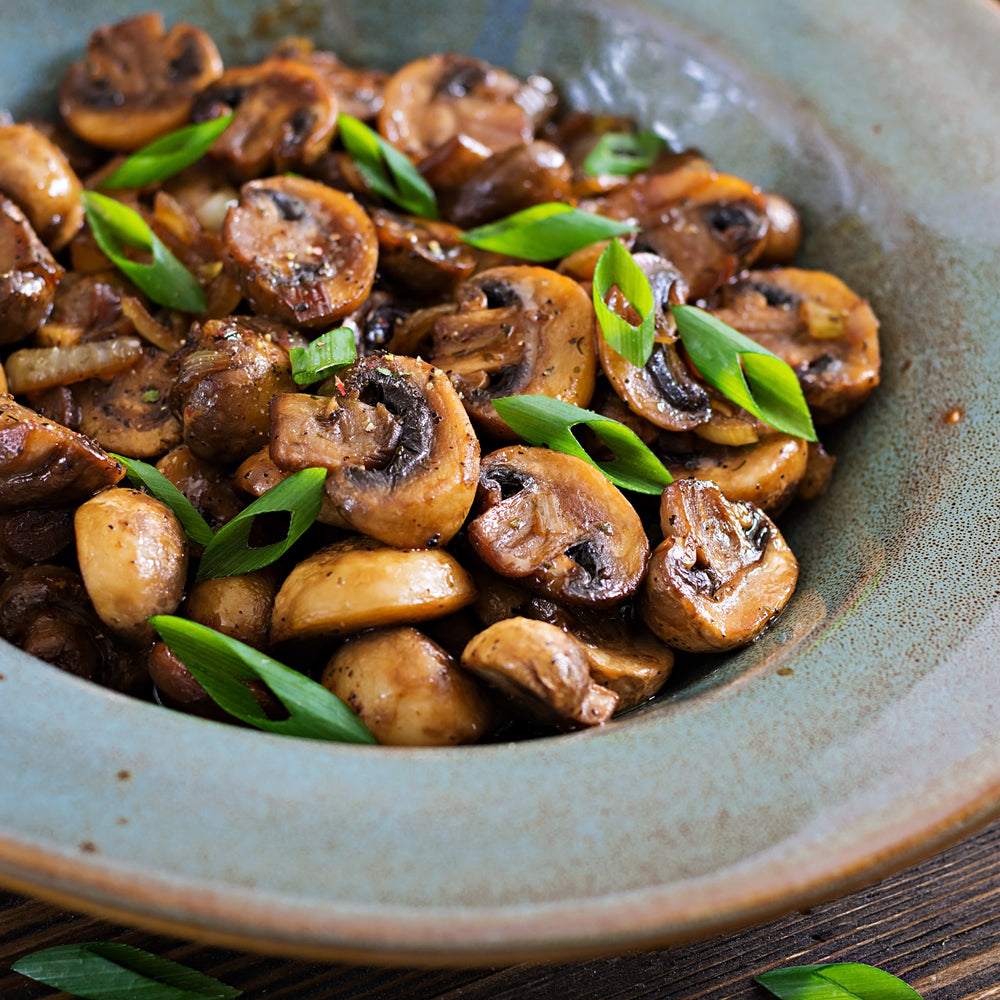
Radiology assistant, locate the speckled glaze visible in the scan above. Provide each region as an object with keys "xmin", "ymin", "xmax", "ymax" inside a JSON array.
[{"xmin": 2, "ymin": 0, "xmax": 1000, "ymax": 964}]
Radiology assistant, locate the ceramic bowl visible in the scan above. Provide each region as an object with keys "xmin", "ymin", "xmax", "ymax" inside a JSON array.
[{"xmin": 2, "ymin": 0, "xmax": 1000, "ymax": 965}]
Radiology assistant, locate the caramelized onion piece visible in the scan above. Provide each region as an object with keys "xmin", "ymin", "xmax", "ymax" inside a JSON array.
[
  {"xmin": 59, "ymin": 13, "xmax": 223, "ymax": 151},
  {"xmin": 5, "ymin": 337, "xmax": 143, "ymax": 395},
  {"xmin": 223, "ymin": 175, "xmax": 378, "ymax": 328},
  {"xmin": 639, "ymin": 479, "xmax": 798, "ymax": 652},
  {"xmin": 468, "ymin": 446, "xmax": 649, "ymax": 608}
]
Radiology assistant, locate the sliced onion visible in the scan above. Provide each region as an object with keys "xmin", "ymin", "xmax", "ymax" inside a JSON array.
[{"xmin": 5, "ymin": 336, "xmax": 143, "ymax": 393}]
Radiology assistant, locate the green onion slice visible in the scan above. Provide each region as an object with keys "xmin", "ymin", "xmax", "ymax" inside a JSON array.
[
  {"xmin": 337, "ymin": 112, "xmax": 438, "ymax": 219},
  {"xmin": 196, "ymin": 467, "xmax": 326, "ymax": 582},
  {"xmin": 582, "ymin": 129, "xmax": 664, "ymax": 177},
  {"xmin": 671, "ymin": 303, "xmax": 818, "ymax": 441},
  {"xmin": 150, "ymin": 616, "xmax": 376, "ymax": 744},
  {"xmin": 112, "ymin": 453, "xmax": 214, "ymax": 547},
  {"xmin": 98, "ymin": 113, "xmax": 234, "ymax": 189},
  {"xmin": 80, "ymin": 191, "xmax": 206, "ymax": 313},
  {"xmin": 756, "ymin": 963, "xmax": 924, "ymax": 1000},
  {"xmin": 289, "ymin": 326, "xmax": 358, "ymax": 385},
  {"xmin": 11, "ymin": 942, "xmax": 242, "ymax": 1000},
  {"xmin": 493, "ymin": 394, "xmax": 673, "ymax": 495},
  {"xmin": 460, "ymin": 203, "xmax": 637, "ymax": 261},
  {"xmin": 592, "ymin": 237, "xmax": 656, "ymax": 368}
]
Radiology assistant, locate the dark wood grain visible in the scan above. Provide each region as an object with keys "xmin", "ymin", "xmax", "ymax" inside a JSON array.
[{"xmin": 4, "ymin": 817, "xmax": 1000, "ymax": 1000}]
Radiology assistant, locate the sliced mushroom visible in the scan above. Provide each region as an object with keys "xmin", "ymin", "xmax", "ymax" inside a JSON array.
[
  {"xmin": 270, "ymin": 536, "xmax": 478, "ymax": 644},
  {"xmin": 268, "ymin": 353, "xmax": 480, "ymax": 549},
  {"xmin": 468, "ymin": 446, "xmax": 649, "ymax": 607},
  {"xmin": 756, "ymin": 192, "xmax": 803, "ymax": 266},
  {"xmin": 181, "ymin": 569, "xmax": 278, "ymax": 650},
  {"xmin": 0, "ymin": 196, "xmax": 63, "ymax": 346},
  {"xmin": 659, "ymin": 431, "xmax": 810, "ymax": 517},
  {"xmin": 796, "ymin": 440, "xmax": 838, "ymax": 501},
  {"xmin": 321, "ymin": 626, "xmax": 495, "ymax": 746},
  {"xmin": 0, "ymin": 124, "xmax": 83, "ymax": 252},
  {"xmin": 639, "ymin": 479, "xmax": 798, "ymax": 652},
  {"xmin": 0, "ymin": 506, "xmax": 76, "ymax": 575},
  {"xmin": 429, "ymin": 266, "xmax": 598, "ymax": 438},
  {"xmin": 191, "ymin": 58, "xmax": 338, "ymax": 182},
  {"xmin": 59, "ymin": 12, "xmax": 223, "ymax": 151},
  {"xmin": 169, "ymin": 316, "xmax": 300, "ymax": 464},
  {"xmin": 708, "ymin": 268, "xmax": 881, "ymax": 424},
  {"xmin": 378, "ymin": 53, "xmax": 555, "ymax": 161},
  {"xmin": 156, "ymin": 444, "xmax": 247, "ymax": 530},
  {"xmin": 223, "ymin": 175, "xmax": 378, "ymax": 328},
  {"xmin": 75, "ymin": 487, "xmax": 188, "ymax": 642},
  {"xmin": 461, "ymin": 617, "xmax": 618, "ymax": 728},
  {"xmin": 0, "ymin": 395, "xmax": 124, "ymax": 511},
  {"xmin": 595, "ymin": 252, "xmax": 712, "ymax": 432}
]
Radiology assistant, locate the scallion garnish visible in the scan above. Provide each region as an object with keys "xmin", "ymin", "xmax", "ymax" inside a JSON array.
[
  {"xmin": 11, "ymin": 942, "xmax": 242, "ymax": 1000},
  {"xmin": 460, "ymin": 202, "xmax": 637, "ymax": 261},
  {"xmin": 337, "ymin": 112, "xmax": 438, "ymax": 219},
  {"xmin": 493, "ymin": 394, "xmax": 672, "ymax": 495},
  {"xmin": 289, "ymin": 326, "xmax": 358, "ymax": 385},
  {"xmin": 582, "ymin": 129, "xmax": 664, "ymax": 177},
  {"xmin": 98, "ymin": 113, "xmax": 235, "ymax": 189},
  {"xmin": 112, "ymin": 453, "xmax": 214, "ymax": 547},
  {"xmin": 80, "ymin": 191, "xmax": 206, "ymax": 313},
  {"xmin": 592, "ymin": 237, "xmax": 656, "ymax": 368},
  {"xmin": 756, "ymin": 963, "xmax": 924, "ymax": 1000},
  {"xmin": 196, "ymin": 467, "xmax": 326, "ymax": 582},
  {"xmin": 150, "ymin": 616, "xmax": 376, "ymax": 744},
  {"xmin": 671, "ymin": 303, "xmax": 817, "ymax": 441}
]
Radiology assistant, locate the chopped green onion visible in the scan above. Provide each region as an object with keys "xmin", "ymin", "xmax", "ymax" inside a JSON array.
[
  {"xmin": 756, "ymin": 963, "xmax": 924, "ymax": 1000},
  {"xmin": 80, "ymin": 191, "xmax": 206, "ymax": 313},
  {"xmin": 196, "ymin": 467, "xmax": 326, "ymax": 582},
  {"xmin": 460, "ymin": 203, "xmax": 637, "ymax": 261},
  {"xmin": 112, "ymin": 453, "xmax": 214, "ymax": 547},
  {"xmin": 493, "ymin": 394, "xmax": 672, "ymax": 495},
  {"xmin": 98, "ymin": 113, "xmax": 234, "ymax": 189},
  {"xmin": 289, "ymin": 326, "xmax": 358, "ymax": 385},
  {"xmin": 337, "ymin": 112, "xmax": 438, "ymax": 218},
  {"xmin": 592, "ymin": 237, "xmax": 656, "ymax": 368},
  {"xmin": 582, "ymin": 129, "xmax": 664, "ymax": 177},
  {"xmin": 11, "ymin": 942, "xmax": 242, "ymax": 1000},
  {"xmin": 671, "ymin": 304, "xmax": 818, "ymax": 441},
  {"xmin": 150, "ymin": 616, "xmax": 376, "ymax": 744}
]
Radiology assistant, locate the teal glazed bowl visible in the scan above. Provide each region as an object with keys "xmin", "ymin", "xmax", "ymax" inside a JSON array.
[{"xmin": 2, "ymin": 0, "xmax": 1000, "ymax": 964}]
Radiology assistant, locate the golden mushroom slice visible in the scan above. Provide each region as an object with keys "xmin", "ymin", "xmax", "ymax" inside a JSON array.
[
  {"xmin": 223, "ymin": 175, "xmax": 378, "ymax": 328},
  {"xmin": 59, "ymin": 12, "xmax": 223, "ymax": 151},
  {"xmin": 271, "ymin": 536, "xmax": 478, "ymax": 644},
  {"xmin": 269, "ymin": 353, "xmax": 480, "ymax": 549},
  {"xmin": 191, "ymin": 58, "xmax": 338, "ymax": 182},
  {"xmin": 468, "ymin": 446, "xmax": 649, "ymax": 608},
  {"xmin": 0, "ymin": 124, "xmax": 83, "ymax": 252},
  {"xmin": 429, "ymin": 266, "xmax": 598, "ymax": 438},
  {"xmin": 321, "ymin": 626, "xmax": 496, "ymax": 746},
  {"xmin": 639, "ymin": 479, "xmax": 798, "ymax": 652},
  {"xmin": 709, "ymin": 268, "xmax": 881, "ymax": 424},
  {"xmin": 378, "ymin": 53, "xmax": 555, "ymax": 161},
  {"xmin": 461, "ymin": 617, "xmax": 618, "ymax": 729}
]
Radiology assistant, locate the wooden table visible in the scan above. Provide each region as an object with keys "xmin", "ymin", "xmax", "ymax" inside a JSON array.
[{"xmin": 3, "ymin": 815, "xmax": 1000, "ymax": 1000}]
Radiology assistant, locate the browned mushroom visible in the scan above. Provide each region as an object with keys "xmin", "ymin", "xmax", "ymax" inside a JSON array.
[
  {"xmin": 461, "ymin": 617, "xmax": 618, "ymax": 728},
  {"xmin": 156, "ymin": 444, "xmax": 247, "ymax": 530},
  {"xmin": 468, "ymin": 446, "xmax": 649, "ymax": 607},
  {"xmin": 708, "ymin": 268, "xmax": 881, "ymax": 424},
  {"xmin": 270, "ymin": 536, "xmax": 478, "ymax": 644},
  {"xmin": 639, "ymin": 479, "xmax": 798, "ymax": 652},
  {"xmin": 181, "ymin": 569, "xmax": 278, "ymax": 650},
  {"xmin": 0, "ymin": 395, "xmax": 124, "ymax": 511},
  {"xmin": 169, "ymin": 315, "xmax": 301, "ymax": 465},
  {"xmin": 756, "ymin": 192, "xmax": 803, "ymax": 266},
  {"xmin": 378, "ymin": 53, "xmax": 555, "ymax": 161},
  {"xmin": 0, "ymin": 124, "xmax": 84, "ymax": 252},
  {"xmin": 429, "ymin": 265, "xmax": 598, "ymax": 438},
  {"xmin": 74, "ymin": 487, "xmax": 188, "ymax": 642},
  {"xmin": 268, "ymin": 353, "xmax": 480, "ymax": 549},
  {"xmin": 191, "ymin": 58, "xmax": 338, "ymax": 182},
  {"xmin": 0, "ymin": 507, "xmax": 76, "ymax": 576},
  {"xmin": 223, "ymin": 175, "xmax": 378, "ymax": 328},
  {"xmin": 59, "ymin": 13, "xmax": 223, "ymax": 151},
  {"xmin": 0, "ymin": 196, "xmax": 63, "ymax": 346},
  {"xmin": 320, "ymin": 626, "xmax": 496, "ymax": 746}
]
